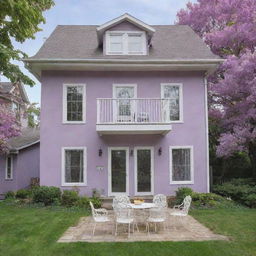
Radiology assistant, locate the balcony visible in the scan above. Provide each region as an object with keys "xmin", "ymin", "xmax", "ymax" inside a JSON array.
[{"xmin": 96, "ymin": 98, "xmax": 172, "ymax": 135}]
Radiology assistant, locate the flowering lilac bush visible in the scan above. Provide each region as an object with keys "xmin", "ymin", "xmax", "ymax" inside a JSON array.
[
  {"xmin": 0, "ymin": 104, "xmax": 21, "ymax": 153},
  {"xmin": 177, "ymin": 0, "xmax": 256, "ymax": 176}
]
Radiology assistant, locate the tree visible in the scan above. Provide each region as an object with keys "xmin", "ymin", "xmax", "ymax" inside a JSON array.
[
  {"xmin": 27, "ymin": 103, "xmax": 40, "ymax": 127},
  {"xmin": 177, "ymin": 0, "xmax": 256, "ymax": 177},
  {"xmin": 0, "ymin": 104, "xmax": 21, "ymax": 153},
  {"xmin": 0, "ymin": 0, "xmax": 55, "ymax": 86}
]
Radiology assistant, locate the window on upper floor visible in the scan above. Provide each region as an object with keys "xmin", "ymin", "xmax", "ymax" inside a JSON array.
[
  {"xmin": 161, "ymin": 83, "xmax": 183, "ymax": 122},
  {"xmin": 106, "ymin": 31, "xmax": 147, "ymax": 55},
  {"xmin": 169, "ymin": 146, "xmax": 194, "ymax": 184},
  {"xmin": 62, "ymin": 147, "xmax": 87, "ymax": 186},
  {"xmin": 5, "ymin": 155, "xmax": 13, "ymax": 180},
  {"xmin": 11, "ymin": 102, "xmax": 21, "ymax": 121},
  {"xmin": 63, "ymin": 84, "xmax": 86, "ymax": 124}
]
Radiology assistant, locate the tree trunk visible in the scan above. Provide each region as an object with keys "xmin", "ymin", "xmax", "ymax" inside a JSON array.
[{"xmin": 248, "ymin": 143, "xmax": 256, "ymax": 179}]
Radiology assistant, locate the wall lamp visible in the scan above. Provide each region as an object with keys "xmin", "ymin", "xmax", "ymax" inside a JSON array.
[
  {"xmin": 99, "ymin": 148, "xmax": 103, "ymax": 157},
  {"xmin": 158, "ymin": 147, "xmax": 162, "ymax": 156}
]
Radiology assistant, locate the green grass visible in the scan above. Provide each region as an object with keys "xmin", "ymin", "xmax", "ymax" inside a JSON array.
[{"xmin": 0, "ymin": 202, "xmax": 256, "ymax": 256}]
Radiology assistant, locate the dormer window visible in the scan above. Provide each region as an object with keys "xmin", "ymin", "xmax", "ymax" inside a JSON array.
[{"xmin": 106, "ymin": 31, "xmax": 147, "ymax": 55}]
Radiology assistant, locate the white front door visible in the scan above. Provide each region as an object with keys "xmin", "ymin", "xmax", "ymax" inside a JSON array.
[
  {"xmin": 134, "ymin": 147, "xmax": 154, "ymax": 195},
  {"xmin": 108, "ymin": 147, "xmax": 129, "ymax": 196},
  {"xmin": 113, "ymin": 84, "xmax": 137, "ymax": 122}
]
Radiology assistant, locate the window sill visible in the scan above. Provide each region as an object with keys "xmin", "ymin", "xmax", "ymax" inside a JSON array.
[
  {"xmin": 5, "ymin": 179, "xmax": 13, "ymax": 181},
  {"xmin": 62, "ymin": 121, "xmax": 86, "ymax": 125},
  {"xmin": 61, "ymin": 183, "xmax": 87, "ymax": 187},
  {"xmin": 170, "ymin": 181, "xmax": 194, "ymax": 185}
]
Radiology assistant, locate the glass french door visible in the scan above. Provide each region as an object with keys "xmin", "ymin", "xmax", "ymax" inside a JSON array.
[
  {"xmin": 135, "ymin": 147, "xmax": 154, "ymax": 195},
  {"xmin": 113, "ymin": 85, "xmax": 136, "ymax": 122},
  {"xmin": 109, "ymin": 148, "xmax": 129, "ymax": 195}
]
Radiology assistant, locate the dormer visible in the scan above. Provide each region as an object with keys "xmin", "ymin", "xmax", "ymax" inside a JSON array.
[{"xmin": 97, "ymin": 13, "xmax": 155, "ymax": 56}]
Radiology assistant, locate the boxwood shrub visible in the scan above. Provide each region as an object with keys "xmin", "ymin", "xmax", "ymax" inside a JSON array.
[{"xmin": 32, "ymin": 186, "xmax": 61, "ymax": 206}]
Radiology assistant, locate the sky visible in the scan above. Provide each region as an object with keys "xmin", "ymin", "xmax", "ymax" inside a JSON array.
[{"xmin": 1, "ymin": 0, "xmax": 196, "ymax": 104}]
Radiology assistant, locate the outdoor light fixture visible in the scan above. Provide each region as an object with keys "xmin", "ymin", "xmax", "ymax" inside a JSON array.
[
  {"xmin": 158, "ymin": 147, "xmax": 162, "ymax": 156},
  {"xmin": 99, "ymin": 149, "xmax": 103, "ymax": 157},
  {"xmin": 130, "ymin": 149, "xmax": 133, "ymax": 157}
]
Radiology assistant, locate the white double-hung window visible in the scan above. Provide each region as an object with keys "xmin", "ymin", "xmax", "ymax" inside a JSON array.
[
  {"xmin": 63, "ymin": 84, "xmax": 86, "ymax": 123},
  {"xmin": 62, "ymin": 147, "xmax": 87, "ymax": 186},
  {"xmin": 169, "ymin": 146, "xmax": 194, "ymax": 184},
  {"xmin": 106, "ymin": 31, "xmax": 146, "ymax": 55}
]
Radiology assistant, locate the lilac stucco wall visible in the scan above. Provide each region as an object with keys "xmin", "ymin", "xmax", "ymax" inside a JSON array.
[
  {"xmin": 0, "ymin": 143, "xmax": 40, "ymax": 194},
  {"xmin": 40, "ymin": 70, "xmax": 208, "ymax": 197}
]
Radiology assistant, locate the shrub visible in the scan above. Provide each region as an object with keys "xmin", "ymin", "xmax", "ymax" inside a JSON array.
[
  {"xmin": 32, "ymin": 186, "xmax": 61, "ymax": 206},
  {"xmin": 61, "ymin": 190, "xmax": 79, "ymax": 207},
  {"xmin": 5, "ymin": 191, "xmax": 15, "ymax": 199},
  {"xmin": 175, "ymin": 187, "xmax": 193, "ymax": 204},
  {"xmin": 90, "ymin": 197, "xmax": 102, "ymax": 208},
  {"xmin": 75, "ymin": 196, "xmax": 90, "ymax": 208},
  {"xmin": 243, "ymin": 194, "xmax": 256, "ymax": 208},
  {"xmin": 16, "ymin": 189, "xmax": 30, "ymax": 199}
]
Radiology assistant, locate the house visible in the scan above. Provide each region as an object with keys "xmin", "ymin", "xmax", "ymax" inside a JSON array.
[
  {"xmin": 0, "ymin": 82, "xmax": 40, "ymax": 196},
  {"xmin": 24, "ymin": 14, "xmax": 222, "ymax": 197},
  {"xmin": 0, "ymin": 82, "xmax": 30, "ymax": 127}
]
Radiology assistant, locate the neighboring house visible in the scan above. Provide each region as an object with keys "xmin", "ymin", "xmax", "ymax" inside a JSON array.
[
  {"xmin": 0, "ymin": 128, "xmax": 40, "ymax": 196},
  {"xmin": 0, "ymin": 82, "xmax": 30, "ymax": 127},
  {"xmin": 24, "ymin": 14, "xmax": 222, "ymax": 197}
]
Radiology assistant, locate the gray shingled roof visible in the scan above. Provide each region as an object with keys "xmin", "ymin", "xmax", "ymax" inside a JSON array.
[
  {"xmin": 8, "ymin": 127, "xmax": 40, "ymax": 151},
  {"xmin": 29, "ymin": 25, "xmax": 219, "ymax": 60},
  {"xmin": 0, "ymin": 82, "xmax": 13, "ymax": 94}
]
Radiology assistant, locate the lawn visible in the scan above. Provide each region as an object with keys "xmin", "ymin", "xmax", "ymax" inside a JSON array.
[{"xmin": 0, "ymin": 202, "xmax": 255, "ymax": 256}]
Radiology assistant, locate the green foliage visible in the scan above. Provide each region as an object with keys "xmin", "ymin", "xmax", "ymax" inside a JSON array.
[
  {"xmin": 213, "ymin": 179, "xmax": 256, "ymax": 208},
  {"xmin": 32, "ymin": 186, "xmax": 61, "ymax": 206},
  {"xmin": 90, "ymin": 197, "xmax": 102, "ymax": 209},
  {"xmin": 61, "ymin": 190, "xmax": 79, "ymax": 207},
  {"xmin": 5, "ymin": 191, "xmax": 15, "ymax": 199},
  {"xmin": 175, "ymin": 187, "xmax": 194, "ymax": 204},
  {"xmin": 75, "ymin": 196, "xmax": 90, "ymax": 208},
  {"xmin": 27, "ymin": 103, "xmax": 40, "ymax": 127},
  {"xmin": 0, "ymin": 0, "xmax": 54, "ymax": 85},
  {"xmin": 16, "ymin": 189, "xmax": 30, "ymax": 199}
]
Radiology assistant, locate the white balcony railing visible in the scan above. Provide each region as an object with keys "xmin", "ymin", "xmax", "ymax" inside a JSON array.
[{"xmin": 97, "ymin": 98, "xmax": 171, "ymax": 124}]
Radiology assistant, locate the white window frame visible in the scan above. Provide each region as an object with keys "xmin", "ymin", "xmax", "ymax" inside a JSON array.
[
  {"xmin": 161, "ymin": 83, "xmax": 183, "ymax": 123},
  {"xmin": 106, "ymin": 31, "xmax": 147, "ymax": 55},
  {"xmin": 134, "ymin": 146, "xmax": 154, "ymax": 196},
  {"xmin": 63, "ymin": 84, "xmax": 86, "ymax": 124},
  {"xmin": 61, "ymin": 147, "xmax": 87, "ymax": 186},
  {"xmin": 5, "ymin": 155, "xmax": 13, "ymax": 180},
  {"xmin": 169, "ymin": 146, "xmax": 194, "ymax": 185}
]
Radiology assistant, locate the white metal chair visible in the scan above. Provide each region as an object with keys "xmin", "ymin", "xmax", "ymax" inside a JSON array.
[
  {"xmin": 171, "ymin": 195, "xmax": 192, "ymax": 217},
  {"xmin": 89, "ymin": 201, "xmax": 111, "ymax": 236},
  {"xmin": 114, "ymin": 203, "xmax": 138, "ymax": 237},
  {"xmin": 153, "ymin": 194, "xmax": 168, "ymax": 208},
  {"xmin": 146, "ymin": 206, "xmax": 167, "ymax": 234},
  {"xmin": 112, "ymin": 195, "xmax": 131, "ymax": 211}
]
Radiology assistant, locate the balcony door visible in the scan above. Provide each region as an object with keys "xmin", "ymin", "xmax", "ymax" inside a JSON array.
[
  {"xmin": 134, "ymin": 147, "xmax": 154, "ymax": 195},
  {"xmin": 113, "ymin": 84, "xmax": 137, "ymax": 122},
  {"xmin": 108, "ymin": 147, "xmax": 129, "ymax": 196}
]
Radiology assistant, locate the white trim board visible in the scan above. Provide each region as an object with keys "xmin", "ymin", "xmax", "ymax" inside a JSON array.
[
  {"xmin": 62, "ymin": 83, "xmax": 86, "ymax": 124},
  {"xmin": 169, "ymin": 146, "xmax": 194, "ymax": 185},
  {"xmin": 108, "ymin": 147, "xmax": 129, "ymax": 196},
  {"xmin": 61, "ymin": 147, "xmax": 87, "ymax": 187},
  {"xmin": 134, "ymin": 146, "xmax": 154, "ymax": 196}
]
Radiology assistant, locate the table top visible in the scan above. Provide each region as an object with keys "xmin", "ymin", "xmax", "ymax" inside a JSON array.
[{"xmin": 129, "ymin": 203, "xmax": 156, "ymax": 209}]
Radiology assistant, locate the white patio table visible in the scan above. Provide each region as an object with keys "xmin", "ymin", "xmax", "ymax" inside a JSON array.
[{"xmin": 129, "ymin": 203, "xmax": 156, "ymax": 209}]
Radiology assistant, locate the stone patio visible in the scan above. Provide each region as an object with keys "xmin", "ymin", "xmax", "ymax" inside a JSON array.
[{"xmin": 58, "ymin": 209, "xmax": 228, "ymax": 243}]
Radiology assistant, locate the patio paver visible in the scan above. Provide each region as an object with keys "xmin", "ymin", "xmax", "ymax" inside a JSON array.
[{"xmin": 58, "ymin": 209, "xmax": 228, "ymax": 243}]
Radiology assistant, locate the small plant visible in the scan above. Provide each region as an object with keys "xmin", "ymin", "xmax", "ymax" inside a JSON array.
[
  {"xmin": 61, "ymin": 190, "xmax": 79, "ymax": 207},
  {"xmin": 75, "ymin": 196, "xmax": 90, "ymax": 208},
  {"xmin": 92, "ymin": 188, "xmax": 101, "ymax": 198},
  {"xmin": 5, "ymin": 191, "xmax": 15, "ymax": 199},
  {"xmin": 175, "ymin": 187, "xmax": 193, "ymax": 204},
  {"xmin": 16, "ymin": 189, "xmax": 30, "ymax": 199},
  {"xmin": 32, "ymin": 186, "xmax": 61, "ymax": 206},
  {"xmin": 90, "ymin": 197, "xmax": 102, "ymax": 208}
]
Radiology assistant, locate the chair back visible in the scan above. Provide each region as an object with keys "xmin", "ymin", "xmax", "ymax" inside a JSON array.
[
  {"xmin": 183, "ymin": 195, "xmax": 192, "ymax": 214},
  {"xmin": 115, "ymin": 205, "xmax": 133, "ymax": 220},
  {"xmin": 113, "ymin": 195, "xmax": 130, "ymax": 211},
  {"xmin": 89, "ymin": 201, "xmax": 96, "ymax": 219},
  {"xmin": 149, "ymin": 207, "xmax": 166, "ymax": 220},
  {"xmin": 153, "ymin": 194, "xmax": 167, "ymax": 208}
]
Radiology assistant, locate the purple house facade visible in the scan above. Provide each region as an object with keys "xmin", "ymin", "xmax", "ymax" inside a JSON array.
[{"xmin": 25, "ymin": 14, "xmax": 222, "ymax": 197}]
